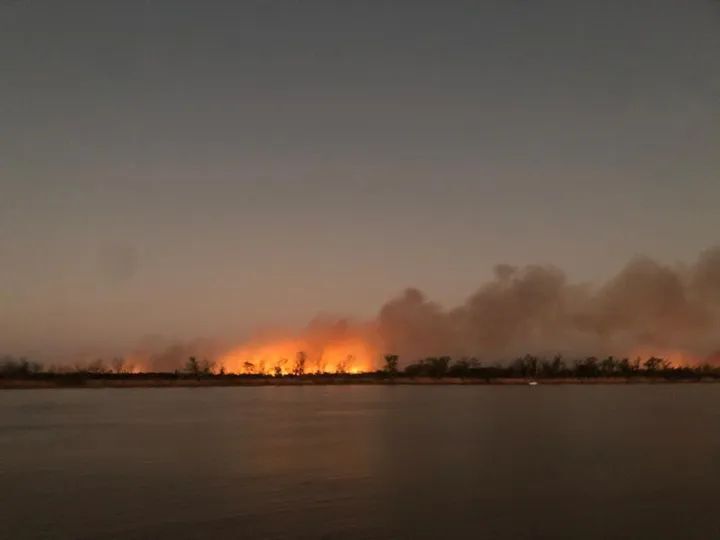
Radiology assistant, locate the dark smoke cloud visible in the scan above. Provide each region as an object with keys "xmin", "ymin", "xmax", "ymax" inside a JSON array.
[{"xmin": 378, "ymin": 247, "xmax": 720, "ymax": 363}]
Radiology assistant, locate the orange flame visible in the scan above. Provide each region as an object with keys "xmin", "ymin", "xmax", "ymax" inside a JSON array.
[
  {"xmin": 218, "ymin": 336, "xmax": 378, "ymax": 375},
  {"xmin": 626, "ymin": 347, "xmax": 704, "ymax": 368}
]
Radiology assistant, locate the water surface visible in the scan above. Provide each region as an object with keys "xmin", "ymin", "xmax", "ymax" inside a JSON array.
[{"xmin": 1, "ymin": 385, "xmax": 719, "ymax": 539}]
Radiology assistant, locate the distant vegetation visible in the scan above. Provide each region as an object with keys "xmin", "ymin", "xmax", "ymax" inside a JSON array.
[
  {"xmin": 2, "ymin": 353, "xmax": 720, "ymax": 385},
  {"xmin": 0, "ymin": 356, "xmax": 43, "ymax": 377},
  {"xmin": 397, "ymin": 354, "xmax": 720, "ymax": 380}
]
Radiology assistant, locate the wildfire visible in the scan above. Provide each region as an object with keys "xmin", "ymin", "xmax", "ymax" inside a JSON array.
[
  {"xmin": 117, "ymin": 356, "xmax": 150, "ymax": 374},
  {"xmin": 218, "ymin": 336, "xmax": 378, "ymax": 375},
  {"xmin": 626, "ymin": 347, "xmax": 704, "ymax": 368}
]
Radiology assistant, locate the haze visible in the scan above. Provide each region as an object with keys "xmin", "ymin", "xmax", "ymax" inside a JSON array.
[{"xmin": 1, "ymin": 0, "xmax": 719, "ymax": 363}]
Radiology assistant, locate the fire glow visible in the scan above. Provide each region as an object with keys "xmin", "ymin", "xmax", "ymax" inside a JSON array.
[
  {"xmin": 218, "ymin": 336, "xmax": 378, "ymax": 375},
  {"xmin": 627, "ymin": 347, "xmax": 705, "ymax": 369}
]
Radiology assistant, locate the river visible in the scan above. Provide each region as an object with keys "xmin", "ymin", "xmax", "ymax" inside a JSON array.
[{"xmin": 1, "ymin": 385, "xmax": 719, "ymax": 539}]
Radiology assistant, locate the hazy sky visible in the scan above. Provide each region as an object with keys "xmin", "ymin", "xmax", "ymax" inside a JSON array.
[{"xmin": 2, "ymin": 0, "xmax": 719, "ymax": 359}]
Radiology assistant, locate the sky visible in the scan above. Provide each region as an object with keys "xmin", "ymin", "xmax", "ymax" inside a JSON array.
[{"xmin": 1, "ymin": 0, "xmax": 719, "ymax": 361}]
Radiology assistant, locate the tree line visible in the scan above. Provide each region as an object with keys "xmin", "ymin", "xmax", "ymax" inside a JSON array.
[
  {"xmin": 2, "ymin": 352, "xmax": 720, "ymax": 380},
  {"xmin": 388, "ymin": 354, "xmax": 720, "ymax": 380}
]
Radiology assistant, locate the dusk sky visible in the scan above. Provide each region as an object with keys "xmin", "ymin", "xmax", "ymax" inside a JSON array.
[{"xmin": 2, "ymin": 0, "xmax": 719, "ymax": 360}]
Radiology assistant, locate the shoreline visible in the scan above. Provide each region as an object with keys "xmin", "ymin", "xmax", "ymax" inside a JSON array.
[{"xmin": 2, "ymin": 375, "xmax": 719, "ymax": 390}]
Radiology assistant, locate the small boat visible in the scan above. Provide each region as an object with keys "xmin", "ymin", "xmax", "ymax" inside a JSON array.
[{"xmin": 528, "ymin": 381, "xmax": 539, "ymax": 386}]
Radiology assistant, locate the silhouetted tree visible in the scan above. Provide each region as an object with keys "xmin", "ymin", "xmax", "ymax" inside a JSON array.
[
  {"xmin": 336, "ymin": 354, "xmax": 352, "ymax": 374},
  {"xmin": 404, "ymin": 360, "xmax": 423, "ymax": 377},
  {"xmin": 600, "ymin": 356, "xmax": 619, "ymax": 376},
  {"xmin": 403, "ymin": 356, "xmax": 452, "ymax": 377},
  {"xmin": 185, "ymin": 357, "xmax": 200, "ymax": 376},
  {"xmin": 618, "ymin": 357, "xmax": 632, "ymax": 375},
  {"xmin": 383, "ymin": 354, "xmax": 399, "ymax": 375},
  {"xmin": 200, "ymin": 359, "xmax": 214, "ymax": 375},
  {"xmin": 111, "ymin": 357, "xmax": 126, "ymax": 374},
  {"xmin": 243, "ymin": 361, "xmax": 256, "ymax": 374},
  {"xmin": 448, "ymin": 358, "xmax": 472, "ymax": 377},
  {"xmin": 0, "ymin": 356, "xmax": 42, "ymax": 377},
  {"xmin": 293, "ymin": 351, "xmax": 306, "ymax": 376},
  {"xmin": 699, "ymin": 363, "xmax": 715, "ymax": 377},
  {"xmin": 512, "ymin": 355, "xmax": 539, "ymax": 377},
  {"xmin": 428, "ymin": 356, "xmax": 451, "ymax": 377},
  {"xmin": 644, "ymin": 356, "xmax": 664, "ymax": 373},
  {"xmin": 540, "ymin": 355, "xmax": 566, "ymax": 377},
  {"xmin": 575, "ymin": 357, "xmax": 599, "ymax": 378},
  {"xmin": 86, "ymin": 358, "xmax": 107, "ymax": 374}
]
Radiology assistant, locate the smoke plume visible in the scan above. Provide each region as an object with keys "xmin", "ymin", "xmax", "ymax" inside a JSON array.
[
  {"xmin": 55, "ymin": 246, "xmax": 720, "ymax": 372},
  {"xmin": 378, "ymin": 247, "xmax": 720, "ymax": 364}
]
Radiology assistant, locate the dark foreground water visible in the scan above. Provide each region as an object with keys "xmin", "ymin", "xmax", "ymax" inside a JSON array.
[{"xmin": 1, "ymin": 385, "xmax": 720, "ymax": 539}]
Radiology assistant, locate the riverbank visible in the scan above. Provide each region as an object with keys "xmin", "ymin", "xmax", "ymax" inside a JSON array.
[{"xmin": 2, "ymin": 375, "xmax": 719, "ymax": 389}]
